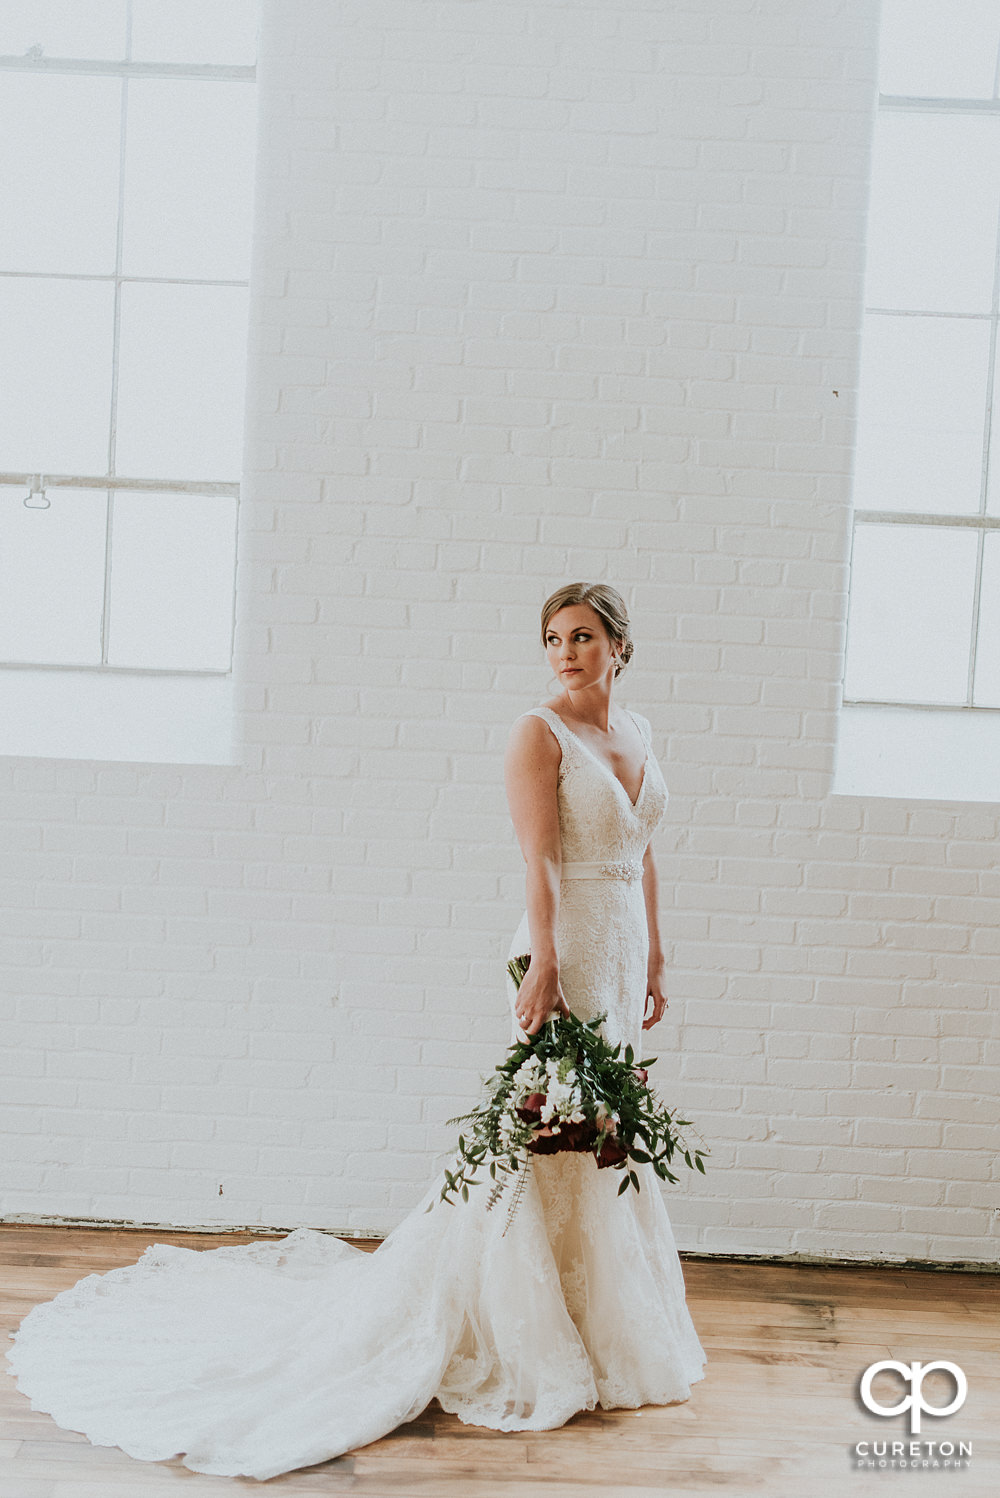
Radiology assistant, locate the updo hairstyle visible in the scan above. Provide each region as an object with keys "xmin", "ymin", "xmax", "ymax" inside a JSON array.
[{"xmin": 539, "ymin": 582, "xmax": 633, "ymax": 678}]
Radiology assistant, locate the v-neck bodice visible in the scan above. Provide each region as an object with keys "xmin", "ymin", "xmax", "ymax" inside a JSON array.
[
  {"xmin": 544, "ymin": 709, "xmax": 649, "ymax": 809},
  {"xmin": 519, "ymin": 705, "xmax": 668, "ymax": 867}
]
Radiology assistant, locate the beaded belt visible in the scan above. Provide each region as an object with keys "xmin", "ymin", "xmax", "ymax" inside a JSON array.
[{"xmin": 561, "ymin": 860, "xmax": 643, "ymax": 883}]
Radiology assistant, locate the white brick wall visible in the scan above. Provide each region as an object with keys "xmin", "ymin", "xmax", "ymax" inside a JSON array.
[{"xmin": 2, "ymin": 0, "xmax": 997, "ymax": 1265}]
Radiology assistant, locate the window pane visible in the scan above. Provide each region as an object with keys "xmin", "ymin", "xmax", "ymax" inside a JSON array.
[
  {"xmin": 844, "ymin": 524, "xmax": 978, "ymax": 704},
  {"xmin": 114, "ymin": 283, "xmax": 250, "ymax": 480},
  {"xmin": 0, "ymin": 75, "xmax": 121, "ymax": 275},
  {"xmin": 0, "ymin": 278, "xmax": 114, "ymax": 473},
  {"xmin": 973, "ymin": 533, "xmax": 1000, "ymax": 707},
  {"xmin": 122, "ymin": 79, "xmax": 256, "ymax": 281},
  {"xmin": 853, "ymin": 314, "xmax": 990, "ymax": 515},
  {"xmin": 878, "ymin": 0, "xmax": 1000, "ymax": 100},
  {"xmin": 863, "ymin": 113, "xmax": 1000, "ymax": 315},
  {"xmin": 107, "ymin": 491, "xmax": 237, "ymax": 670},
  {"xmin": 130, "ymin": 0, "xmax": 260, "ymax": 65},
  {"xmin": 0, "ymin": 486, "xmax": 106, "ymax": 665},
  {"xmin": 0, "ymin": 1, "xmax": 127, "ymax": 59}
]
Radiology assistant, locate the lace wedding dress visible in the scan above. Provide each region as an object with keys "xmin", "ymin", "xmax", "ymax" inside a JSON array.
[{"xmin": 6, "ymin": 705, "xmax": 707, "ymax": 1481}]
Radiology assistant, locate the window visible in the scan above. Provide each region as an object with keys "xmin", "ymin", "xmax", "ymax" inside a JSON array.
[
  {"xmin": 834, "ymin": 0, "xmax": 1000, "ymax": 800},
  {"xmin": 0, "ymin": 1, "xmax": 259, "ymax": 762}
]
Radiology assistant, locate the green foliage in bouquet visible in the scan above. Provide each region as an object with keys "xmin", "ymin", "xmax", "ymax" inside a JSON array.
[{"xmin": 431, "ymin": 954, "xmax": 708, "ymax": 1229}]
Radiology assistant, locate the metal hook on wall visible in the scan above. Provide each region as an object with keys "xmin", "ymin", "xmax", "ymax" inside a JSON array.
[{"xmin": 23, "ymin": 475, "xmax": 50, "ymax": 510}]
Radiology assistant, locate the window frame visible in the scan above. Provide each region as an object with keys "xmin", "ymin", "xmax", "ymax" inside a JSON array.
[
  {"xmin": 0, "ymin": 33, "xmax": 254, "ymax": 676},
  {"xmin": 844, "ymin": 89, "xmax": 1000, "ymax": 714}
]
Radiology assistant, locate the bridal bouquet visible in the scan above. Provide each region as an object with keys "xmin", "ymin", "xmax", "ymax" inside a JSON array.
[{"xmin": 432, "ymin": 954, "xmax": 708, "ymax": 1229}]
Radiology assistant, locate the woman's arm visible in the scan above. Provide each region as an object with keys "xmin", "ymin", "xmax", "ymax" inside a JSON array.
[
  {"xmin": 503, "ymin": 715, "xmax": 571, "ymax": 1034},
  {"xmin": 641, "ymin": 842, "xmax": 669, "ymax": 1031}
]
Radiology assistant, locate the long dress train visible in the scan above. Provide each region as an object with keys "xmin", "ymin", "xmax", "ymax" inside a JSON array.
[{"xmin": 5, "ymin": 705, "xmax": 707, "ymax": 1481}]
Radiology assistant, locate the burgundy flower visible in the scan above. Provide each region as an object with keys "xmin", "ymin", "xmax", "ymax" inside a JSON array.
[
  {"xmin": 595, "ymin": 1135, "xmax": 628, "ymax": 1169},
  {"xmin": 559, "ymin": 1120, "xmax": 598, "ymax": 1152},
  {"xmin": 526, "ymin": 1124, "xmax": 563, "ymax": 1154},
  {"xmin": 515, "ymin": 1091, "xmax": 546, "ymax": 1122}
]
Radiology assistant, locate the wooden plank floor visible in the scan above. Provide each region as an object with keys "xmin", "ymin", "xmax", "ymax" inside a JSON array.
[{"xmin": 1, "ymin": 1224, "xmax": 996, "ymax": 1497}]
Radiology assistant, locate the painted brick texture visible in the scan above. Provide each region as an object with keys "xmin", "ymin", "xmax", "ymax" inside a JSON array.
[{"xmin": 1, "ymin": 0, "xmax": 997, "ymax": 1265}]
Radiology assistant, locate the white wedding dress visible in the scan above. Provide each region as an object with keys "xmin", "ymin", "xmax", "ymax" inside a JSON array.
[{"xmin": 6, "ymin": 705, "xmax": 707, "ymax": 1481}]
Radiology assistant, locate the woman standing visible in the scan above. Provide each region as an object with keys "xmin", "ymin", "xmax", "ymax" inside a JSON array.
[{"xmin": 6, "ymin": 582, "xmax": 706, "ymax": 1480}]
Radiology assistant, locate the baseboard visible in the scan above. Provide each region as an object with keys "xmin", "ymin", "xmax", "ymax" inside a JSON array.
[
  {"xmin": 0, "ymin": 1212, "xmax": 377, "ymax": 1240},
  {"xmin": 2, "ymin": 1213, "xmax": 997, "ymax": 1273},
  {"xmin": 677, "ymin": 1248, "xmax": 1000, "ymax": 1275}
]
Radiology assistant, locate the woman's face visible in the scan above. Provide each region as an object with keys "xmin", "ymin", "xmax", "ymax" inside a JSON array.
[{"xmin": 544, "ymin": 604, "xmax": 618, "ymax": 690}]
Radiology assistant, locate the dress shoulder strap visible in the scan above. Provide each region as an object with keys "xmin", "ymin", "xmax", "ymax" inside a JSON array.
[
  {"xmin": 627, "ymin": 709, "xmax": 653, "ymax": 749},
  {"xmin": 517, "ymin": 706, "xmax": 575, "ymax": 754}
]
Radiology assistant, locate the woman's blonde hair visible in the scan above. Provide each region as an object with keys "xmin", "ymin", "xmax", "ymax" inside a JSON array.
[{"xmin": 540, "ymin": 582, "xmax": 633, "ymax": 677}]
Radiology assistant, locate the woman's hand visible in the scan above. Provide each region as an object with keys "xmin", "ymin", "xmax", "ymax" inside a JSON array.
[
  {"xmin": 642, "ymin": 954, "xmax": 670, "ymax": 1031},
  {"xmin": 514, "ymin": 958, "xmax": 571, "ymax": 1036}
]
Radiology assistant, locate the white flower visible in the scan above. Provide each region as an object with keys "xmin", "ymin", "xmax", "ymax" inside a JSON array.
[
  {"xmin": 513, "ymin": 1059, "xmax": 543, "ymax": 1088},
  {"xmin": 547, "ymin": 1078, "xmax": 578, "ymax": 1112}
]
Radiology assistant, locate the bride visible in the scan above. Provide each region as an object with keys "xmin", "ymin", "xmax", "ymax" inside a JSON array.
[{"xmin": 6, "ymin": 581, "xmax": 707, "ymax": 1481}]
